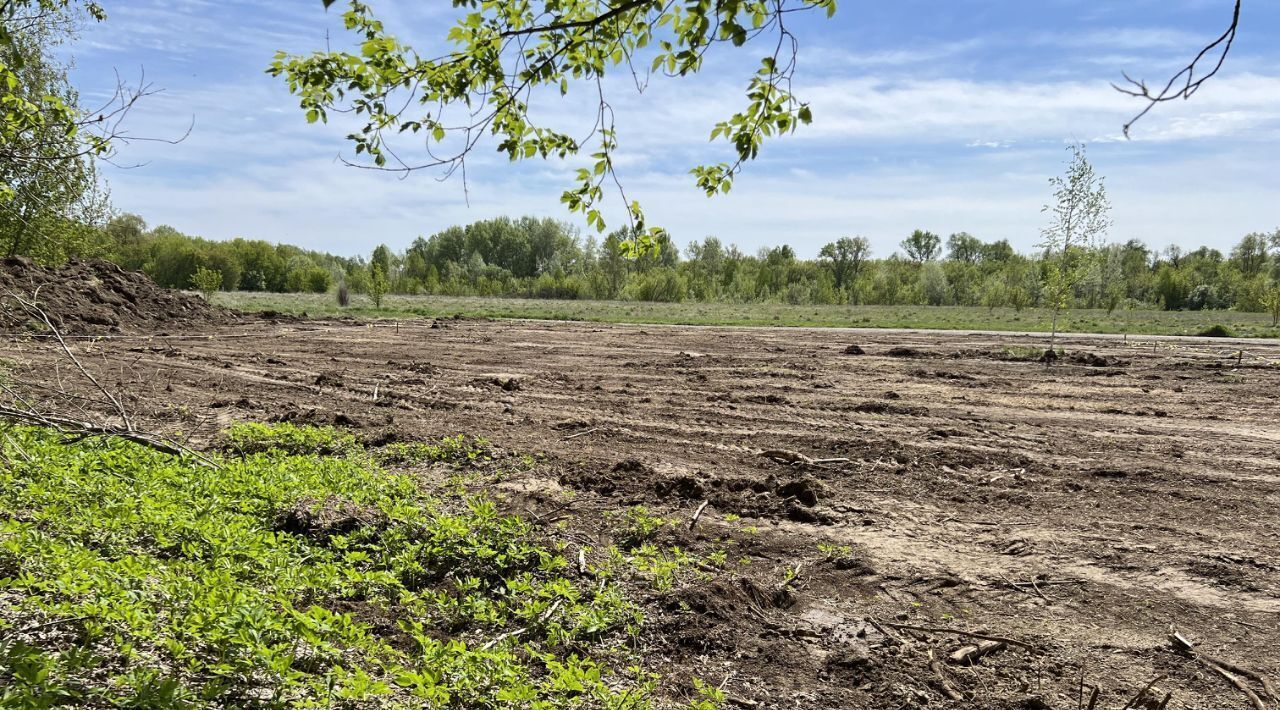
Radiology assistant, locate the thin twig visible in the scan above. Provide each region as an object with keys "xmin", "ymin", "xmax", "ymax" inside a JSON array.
[
  {"xmin": 562, "ymin": 427, "xmax": 599, "ymax": 441},
  {"xmin": 479, "ymin": 597, "xmax": 564, "ymax": 651},
  {"xmin": 929, "ymin": 649, "xmax": 964, "ymax": 700},
  {"xmin": 880, "ymin": 621, "xmax": 1038, "ymax": 651},
  {"xmin": 12, "ymin": 294, "xmax": 132, "ymax": 431},
  {"xmin": 1121, "ymin": 675, "xmax": 1165, "ymax": 710}
]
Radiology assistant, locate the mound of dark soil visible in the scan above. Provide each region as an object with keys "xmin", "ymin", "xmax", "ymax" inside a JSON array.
[
  {"xmin": 884, "ymin": 346, "xmax": 933, "ymax": 358},
  {"xmin": 0, "ymin": 257, "xmax": 238, "ymax": 334},
  {"xmin": 1043, "ymin": 350, "xmax": 1130, "ymax": 367},
  {"xmin": 1197, "ymin": 324, "xmax": 1235, "ymax": 338}
]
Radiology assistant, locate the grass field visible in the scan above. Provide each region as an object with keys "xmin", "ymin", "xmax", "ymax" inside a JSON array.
[{"xmin": 214, "ymin": 291, "xmax": 1280, "ymax": 338}]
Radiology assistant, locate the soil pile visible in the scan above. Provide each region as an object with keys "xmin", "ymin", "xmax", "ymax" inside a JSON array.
[{"xmin": 0, "ymin": 257, "xmax": 238, "ymax": 334}]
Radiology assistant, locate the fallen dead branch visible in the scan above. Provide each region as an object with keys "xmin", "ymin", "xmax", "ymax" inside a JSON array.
[
  {"xmin": 1120, "ymin": 675, "xmax": 1165, "ymax": 710},
  {"xmin": 1169, "ymin": 631, "xmax": 1274, "ymax": 708},
  {"xmin": 480, "ymin": 597, "xmax": 564, "ymax": 651},
  {"xmin": 949, "ymin": 639, "xmax": 1005, "ymax": 665},
  {"xmin": 776, "ymin": 562, "xmax": 803, "ymax": 591},
  {"xmin": 1, "ymin": 291, "xmax": 217, "ymax": 467},
  {"xmin": 928, "ymin": 649, "xmax": 964, "ymax": 700},
  {"xmin": 11, "ymin": 293, "xmax": 134, "ymax": 431},
  {"xmin": 562, "ymin": 427, "xmax": 600, "ymax": 441},
  {"xmin": 880, "ymin": 621, "xmax": 1038, "ymax": 652},
  {"xmin": 0, "ymin": 404, "xmax": 215, "ymax": 466}
]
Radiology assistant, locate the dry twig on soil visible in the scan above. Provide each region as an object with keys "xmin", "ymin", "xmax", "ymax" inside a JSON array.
[
  {"xmin": 880, "ymin": 621, "xmax": 1039, "ymax": 652},
  {"xmin": 928, "ymin": 649, "xmax": 964, "ymax": 700},
  {"xmin": 690, "ymin": 500, "xmax": 710, "ymax": 530},
  {"xmin": 1169, "ymin": 631, "xmax": 1275, "ymax": 709},
  {"xmin": 562, "ymin": 427, "xmax": 600, "ymax": 441},
  {"xmin": 0, "ymin": 292, "xmax": 217, "ymax": 467}
]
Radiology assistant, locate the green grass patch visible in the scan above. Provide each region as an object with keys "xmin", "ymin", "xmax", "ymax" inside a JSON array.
[
  {"xmin": 216, "ymin": 292, "xmax": 1280, "ymax": 339},
  {"xmin": 0, "ymin": 426, "xmax": 653, "ymax": 708}
]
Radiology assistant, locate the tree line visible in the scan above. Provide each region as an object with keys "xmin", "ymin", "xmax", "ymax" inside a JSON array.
[{"xmin": 26, "ymin": 211, "xmax": 1275, "ymax": 321}]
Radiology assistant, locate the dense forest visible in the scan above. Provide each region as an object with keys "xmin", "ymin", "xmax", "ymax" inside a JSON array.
[{"xmin": 7, "ymin": 210, "xmax": 1279, "ymax": 317}]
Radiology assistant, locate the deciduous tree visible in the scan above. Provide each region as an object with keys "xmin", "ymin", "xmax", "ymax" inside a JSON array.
[{"xmin": 1039, "ymin": 144, "xmax": 1111, "ymax": 347}]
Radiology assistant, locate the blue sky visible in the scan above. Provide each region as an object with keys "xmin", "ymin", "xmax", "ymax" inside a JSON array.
[{"xmin": 66, "ymin": 1, "xmax": 1279, "ymax": 259}]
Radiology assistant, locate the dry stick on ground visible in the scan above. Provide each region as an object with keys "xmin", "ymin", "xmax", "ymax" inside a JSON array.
[
  {"xmin": 949, "ymin": 640, "xmax": 1006, "ymax": 665},
  {"xmin": 1084, "ymin": 685, "xmax": 1101, "ymax": 710},
  {"xmin": 479, "ymin": 597, "xmax": 564, "ymax": 651},
  {"xmin": 1170, "ymin": 632, "xmax": 1275, "ymax": 706},
  {"xmin": 757, "ymin": 449, "xmax": 850, "ymax": 466},
  {"xmin": 880, "ymin": 621, "xmax": 1039, "ymax": 652},
  {"xmin": 562, "ymin": 427, "xmax": 599, "ymax": 441},
  {"xmin": 928, "ymin": 649, "xmax": 964, "ymax": 700},
  {"xmin": 776, "ymin": 562, "xmax": 803, "ymax": 591},
  {"xmin": 0, "ymin": 405, "xmax": 207, "ymax": 462},
  {"xmin": 12, "ymin": 293, "xmax": 133, "ymax": 431},
  {"xmin": 0, "ymin": 295, "xmax": 218, "ymax": 467},
  {"xmin": 690, "ymin": 500, "xmax": 710, "ymax": 530},
  {"xmin": 1121, "ymin": 675, "xmax": 1165, "ymax": 710},
  {"xmin": 0, "ymin": 615, "xmax": 88, "ymax": 641}
]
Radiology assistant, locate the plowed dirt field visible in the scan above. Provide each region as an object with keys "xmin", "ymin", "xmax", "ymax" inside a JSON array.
[{"xmin": 4, "ymin": 316, "xmax": 1277, "ymax": 708}]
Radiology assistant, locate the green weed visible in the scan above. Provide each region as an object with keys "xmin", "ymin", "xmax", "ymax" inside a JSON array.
[
  {"xmin": 227, "ymin": 421, "xmax": 358, "ymax": 456},
  {"xmin": 0, "ymin": 427, "xmax": 651, "ymax": 707}
]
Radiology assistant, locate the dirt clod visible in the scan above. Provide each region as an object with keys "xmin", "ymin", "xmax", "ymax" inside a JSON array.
[{"xmin": 274, "ymin": 496, "xmax": 382, "ymax": 541}]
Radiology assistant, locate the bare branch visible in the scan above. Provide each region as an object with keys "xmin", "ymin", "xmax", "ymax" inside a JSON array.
[{"xmin": 1116, "ymin": 0, "xmax": 1241, "ymax": 138}]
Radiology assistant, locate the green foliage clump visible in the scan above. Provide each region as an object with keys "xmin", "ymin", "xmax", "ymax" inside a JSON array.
[
  {"xmin": 369, "ymin": 263, "xmax": 389, "ymax": 309},
  {"xmin": 615, "ymin": 506, "xmax": 667, "ymax": 549},
  {"xmin": 379, "ymin": 435, "xmax": 491, "ymax": 467},
  {"xmin": 0, "ymin": 427, "xmax": 651, "ymax": 708},
  {"xmin": 227, "ymin": 421, "xmax": 359, "ymax": 456},
  {"xmin": 189, "ymin": 265, "xmax": 223, "ymax": 299}
]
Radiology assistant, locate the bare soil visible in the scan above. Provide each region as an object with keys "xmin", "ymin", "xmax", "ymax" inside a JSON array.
[
  {"xmin": 3, "ymin": 316, "xmax": 1278, "ymax": 709},
  {"xmin": 0, "ymin": 257, "xmax": 238, "ymax": 334}
]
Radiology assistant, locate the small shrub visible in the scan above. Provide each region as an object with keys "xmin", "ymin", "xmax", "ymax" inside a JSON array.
[
  {"xmin": 337, "ymin": 282, "xmax": 350, "ymax": 307},
  {"xmin": 369, "ymin": 264, "xmax": 389, "ymax": 309},
  {"xmin": 614, "ymin": 505, "xmax": 667, "ymax": 548},
  {"xmin": 1198, "ymin": 324, "xmax": 1235, "ymax": 338},
  {"xmin": 378, "ymin": 435, "xmax": 491, "ymax": 467},
  {"xmin": 190, "ymin": 266, "xmax": 222, "ymax": 300},
  {"xmin": 1263, "ymin": 287, "xmax": 1280, "ymax": 327}
]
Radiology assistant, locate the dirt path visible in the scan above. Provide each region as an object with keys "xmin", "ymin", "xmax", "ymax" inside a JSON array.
[{"xmin": 4, "ymin": 317, "xmax": 1277, "ymax": 708}]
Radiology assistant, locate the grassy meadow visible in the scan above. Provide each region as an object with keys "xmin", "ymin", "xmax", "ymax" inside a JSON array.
[{"xmin": 216, "ymin": 291, "xmax": 1280, "ymax": 339}]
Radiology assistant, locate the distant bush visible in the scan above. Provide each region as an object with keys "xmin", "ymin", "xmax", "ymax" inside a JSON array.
[
  {"xmin": 285, "ymin": 266, "xmax": 332, "ymax": 293},
  {"xmin": 337, "ymin": 282, "xmax": 350, "ymax": 307},
  {"xmin": 1198, "ymin": 324, "xmax": 1235, "ymax": 338},
  {"xmin": 625, "ymin": 269, "xmax": 687, "ymax": 303}
]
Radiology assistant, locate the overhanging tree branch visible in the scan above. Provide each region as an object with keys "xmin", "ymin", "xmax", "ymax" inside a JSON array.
[{"xmin": 1115, "ymin": 0, "xmax": 1241, "ymax": 138}]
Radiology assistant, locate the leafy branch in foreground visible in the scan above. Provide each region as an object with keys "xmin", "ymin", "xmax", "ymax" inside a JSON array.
[{"xmin": 269, "ymin": 0, "xmax": 835, "ymax": 246}]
